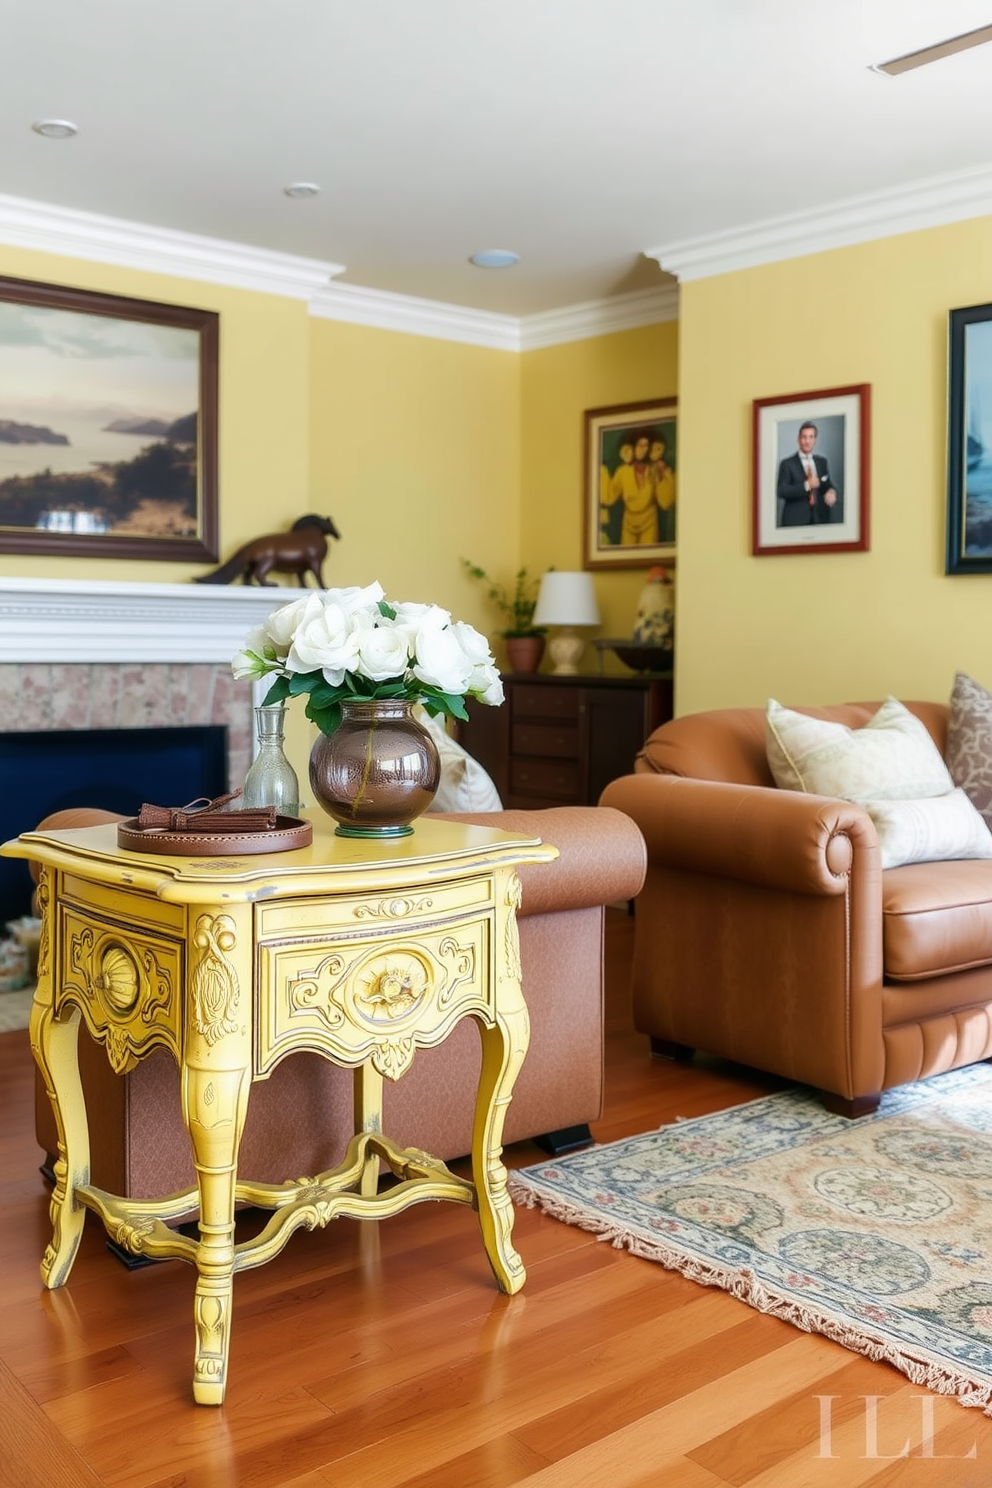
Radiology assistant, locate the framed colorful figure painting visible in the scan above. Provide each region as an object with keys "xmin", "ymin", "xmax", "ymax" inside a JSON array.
[
  {"xmin": 0, "ymin": 275, "xmax": 218, "ymax": 562},
  {"xmin": 583, "ymin": 397, "xmax": 677, "ymax": 570}
]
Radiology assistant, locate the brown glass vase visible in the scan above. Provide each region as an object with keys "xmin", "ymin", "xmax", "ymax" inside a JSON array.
[{"xmin": 308, "ymin": 698, "xmax": 441, "ymax": 838}]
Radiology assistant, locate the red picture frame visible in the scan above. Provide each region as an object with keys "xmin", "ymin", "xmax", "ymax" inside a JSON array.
[{"xmin": 752, "ymin": 384, "xmax": 870, "ymax": 556}]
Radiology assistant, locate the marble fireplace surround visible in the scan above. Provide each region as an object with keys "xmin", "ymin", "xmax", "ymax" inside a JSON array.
[{"xmin": 0, "ymin": 577, "xmax": 289, "ymax": 795}]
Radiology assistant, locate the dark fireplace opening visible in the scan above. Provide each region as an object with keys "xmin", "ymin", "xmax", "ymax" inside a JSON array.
[{"xmin": 0, "ymin": 726, "xmax": 228, "ymax": 925}]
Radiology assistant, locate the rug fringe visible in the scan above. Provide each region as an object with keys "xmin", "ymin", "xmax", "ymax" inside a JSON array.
[{"xmin": 508, "ymin": 1175, "xmax": 992, "ymax": 1417}]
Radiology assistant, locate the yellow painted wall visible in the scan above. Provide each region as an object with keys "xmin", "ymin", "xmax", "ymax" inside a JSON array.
[
  {"xmin": 520, "ymin": 321, "xmax": 679, "ymax": 671},
  {"xmin": 677, "ymin": 214, "xmax": 992, "ymax": 715},
  {"xmin": 0, "ymin": 244, "xmax": 311, "ymax": 584},
  {"xmin": 308, "ymin": 317, "xmax": 520, "ymax": 645}
]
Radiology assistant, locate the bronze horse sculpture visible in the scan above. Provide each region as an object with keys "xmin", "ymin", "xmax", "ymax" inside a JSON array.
[{"xmin": 194, "ymin": 514, "xmax": 341, "ymax": 587}]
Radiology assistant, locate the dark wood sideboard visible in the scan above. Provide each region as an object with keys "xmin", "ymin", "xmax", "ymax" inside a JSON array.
[{"xmin": 456, "ymin": 672, "xmax": 673, "ymax": 809}]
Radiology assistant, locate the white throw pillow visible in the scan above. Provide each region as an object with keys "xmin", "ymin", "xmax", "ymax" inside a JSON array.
[
  {"xmin": 856, "ymin": 790, "xmax": 992, "ymax": 870},
  {"xmin": 765, "ymin": 697, "xmax": 992, "ymax": 868},
  {"xmin": 416, "ymin": 707, "xmax": 503, "ymax": 813},
  {"xmin": 765, "ymin": 696, "xmax": 953, "ymax": 800}
]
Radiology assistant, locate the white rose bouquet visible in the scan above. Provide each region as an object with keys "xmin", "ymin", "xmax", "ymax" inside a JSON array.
[{"xmin": 233, "ymin": 581, "xmax": 504, "ymax": 735}]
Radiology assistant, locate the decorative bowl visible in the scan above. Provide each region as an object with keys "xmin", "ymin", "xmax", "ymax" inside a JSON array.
[{"xmin": 596, "ymin": 639, "xmax": 673, "ymax": 674}]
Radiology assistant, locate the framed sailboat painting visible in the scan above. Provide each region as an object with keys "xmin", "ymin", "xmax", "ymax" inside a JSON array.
[{"xmin": 946, "ymin": 301, "xmax": 992, "ymax": 574}]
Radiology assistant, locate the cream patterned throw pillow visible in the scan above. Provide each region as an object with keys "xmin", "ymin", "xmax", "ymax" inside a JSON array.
[
  {"xmin": 766, "ymin": 697, "xmax": 992, "ymax": 869},
  {"xmin": 945, "ymin": 672, "xmax": 992, "ymax": 831},
  {"xmin": 856, "ymin": 791, "xmax": 992, "ymax": 869},
  {"xmin": 766, "ymin": 696, "xmax": 953, "ymax": 799}
]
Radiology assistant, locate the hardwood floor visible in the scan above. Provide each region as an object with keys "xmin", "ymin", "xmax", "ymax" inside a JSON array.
[{"xmin": 1, "ymin": 909, "xmax": 989, "ymax": 1487}]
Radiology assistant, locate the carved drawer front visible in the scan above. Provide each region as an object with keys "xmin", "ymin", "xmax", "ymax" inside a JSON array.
[
  {"xmin": 254, "ymin": 875, "xmax": 493, "ymax": 942},
  {"xmin": 57, "ymin": 904, "xmax": 183, "ymax": 1069},
  {"xmin": 59, "ymin": 875, "xmax": 186, "ymax": 936},
  {"xmin": 255, "ymin": 912, "xmax": 492, "ymax": 1079}
]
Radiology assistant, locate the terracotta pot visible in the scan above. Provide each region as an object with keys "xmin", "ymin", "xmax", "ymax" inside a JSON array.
[
  {"xmin": 504, "ymin": 635, "xmax": 545, "ymax": 675},
  {"xmin": 308, "ymin": 699, "xmax": 440, "ymax": 838}
]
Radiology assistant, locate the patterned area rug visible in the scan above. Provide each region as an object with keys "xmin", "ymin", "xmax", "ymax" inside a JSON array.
[{"xmin": 510, "ymin": 1064, "xmax": 992, "ymax": 1415}]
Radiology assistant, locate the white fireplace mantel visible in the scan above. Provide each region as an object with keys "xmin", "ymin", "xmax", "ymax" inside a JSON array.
[{"xmin": 0, "ymin": 577, "xmax": 291, "ymax": 665}]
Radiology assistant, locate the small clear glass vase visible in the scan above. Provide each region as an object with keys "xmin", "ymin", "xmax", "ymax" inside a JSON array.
[{"xmin": 242, "ymin": 703, "xmax": 300, "ymax": 817}]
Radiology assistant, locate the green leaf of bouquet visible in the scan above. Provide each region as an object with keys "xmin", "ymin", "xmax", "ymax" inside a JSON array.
[
  {"xmin": 287, "ymin": 672, "xmax": 321, "ymax": 697},
  {"xmin": 306, "ymin": 697, "xmax": 343, "ymax": 735},
  {"xmin": 377, "ymin": 599, "xmax": 397, "ymax": 621},
  {"xmin": 261, "ymin": 676, "xmax": 291, "ymax": 706}
]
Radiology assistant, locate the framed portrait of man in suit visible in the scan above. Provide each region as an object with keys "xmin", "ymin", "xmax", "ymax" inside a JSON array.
[{"xmin": 752, "ymin": 384, "xmax": 870, "ymax": 556}]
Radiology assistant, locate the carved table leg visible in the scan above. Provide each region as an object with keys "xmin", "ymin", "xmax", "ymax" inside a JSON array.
[
  {"xmin": 30, "ymin": 993, "xmax": 90, "ymax": 1289},
  {"xmin": 29, "ymin": 868, "xmax": 90, "ymax": 1290},
  {"xmin": 354, "ymin": 1061, "xmax": 384, "ymax": 1197},
  {"xmin": 472, "ymin": 869, "xmax": 530, "ymax": 1295},
  {"xmin": 182, "ymin": 909, "xmax": 252, "ymax": 1406}
]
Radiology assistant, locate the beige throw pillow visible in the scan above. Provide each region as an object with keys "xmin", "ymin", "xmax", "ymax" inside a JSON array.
[
  {"xmin": 765, "ymin": 696, "xmax": 953, "ymax": 800},
  {"xmin": 946, "ymin": 672, "xmax": 992, "ymax": 831},
  {"xmin": 765, "ymin": 696, "xmax": 992, "ymax": 869},
  {"xmin": 856, "ymin": 791, "xmax": 992, "ymax": 870},
  {"xmin": 416, "ymin": 706, "xmax": 503, "ymax": 813}
]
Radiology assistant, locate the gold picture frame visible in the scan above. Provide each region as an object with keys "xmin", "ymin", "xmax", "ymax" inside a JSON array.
[{"xmin": 583, "ymin": 397, "xmax": 677, "ymax": 570}]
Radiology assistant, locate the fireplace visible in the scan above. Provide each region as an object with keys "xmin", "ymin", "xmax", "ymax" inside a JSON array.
[
  {"xmin": 0, "ymin": 576, "xmax": 290, "ymax": 922},
  {"xmin": 0, "ymin": 725, "xmax": 228, "ymax": 923}
]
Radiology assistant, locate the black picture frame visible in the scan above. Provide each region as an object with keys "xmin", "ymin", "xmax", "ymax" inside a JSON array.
[
  {"xmin": 0, "ymin": 275, "xmax": 218, "ymax": 562},
  {"xmin": 946, "ymin": 301, "xmax": 992, "ymax": 574}
]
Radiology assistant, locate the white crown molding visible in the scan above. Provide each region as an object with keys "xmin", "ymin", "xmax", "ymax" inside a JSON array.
[
  {"xmin": 311, "ymin": 280, "xmax": 678, "ymax": 350},
  {"xmin": 648, "ymin": 162, "xmax": 992, "ymax": 282},
  {"xmin": 0, "ymin": 193, "xmax": 344, "ymax": 300},
  {"xmin": 0, "ymin": 577, "xmax": 289, "ymax": 664},
  {"xmin": 519, "ymin": 284, "xmax": 679, "ymax": 351},
  {"xmin": 0, "ymin": 191, "xmax": 679, "ymax": 344},
  {"xmin": 310, "ymin": 281, "xmax": 521, "ymax": 350}
]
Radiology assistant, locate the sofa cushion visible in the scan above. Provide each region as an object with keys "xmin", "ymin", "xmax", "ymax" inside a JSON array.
[
  {"xmin": 946, "ymin": 671, "xmax": 992, "ymax": 831},
  {"xmin": 882, "ymin": 858, "xmax": 992, "ymax": 980},
  {"xmin": 766, "ymin": 696, "xmax": 953, "ymax": 800},
  {"xmin": 859, "ymin": 791, "xmax": 992, "ymax": 871}
]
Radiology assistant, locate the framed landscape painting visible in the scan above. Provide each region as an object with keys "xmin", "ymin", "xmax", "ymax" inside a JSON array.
[
  {"xmin": 752, "ymin": 384, "xmax": 870, "ymax": 556},
  {"xmin": 946, "ymin": 301, "xmax": 992, "ymax": 574},
  {"xmin": 584, "ymin": 397, "xmax": 677, "ymax": 570},
  {"xmin": 0, "ymin": 275, "xmax": 218, "ymax": 561}
]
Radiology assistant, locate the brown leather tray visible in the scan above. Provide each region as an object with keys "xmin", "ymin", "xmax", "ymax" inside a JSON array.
[{"xmin": 116, "ymin": 816, "xmax": 313, "ymax": 856}]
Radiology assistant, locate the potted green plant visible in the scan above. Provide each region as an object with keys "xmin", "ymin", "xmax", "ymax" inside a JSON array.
[{"xmin": 461, "ymin": 559, "xmax": 548, "ymax": 674}]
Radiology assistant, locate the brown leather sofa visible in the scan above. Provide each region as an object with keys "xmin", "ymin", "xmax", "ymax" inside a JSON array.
[
  {"xmin": 32, "ymin": 805, "xmax": 646, "ymax": 1198},
  {"xmin": 601, "ymin": 701, "xmax": 992, "ymax": 1116}
]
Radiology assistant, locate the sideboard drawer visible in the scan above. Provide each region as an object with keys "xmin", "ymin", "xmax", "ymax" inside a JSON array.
[
  {"xmin": 509, "ymin": 758, "xmax": 581, "ymax": 799},
  {"xmin": 512, "ymin": 685, "xmax": 580, "ymax": 722},
  {"xmin": 511, "ymin": 723, "xmax": 579, "ymax": 759}
]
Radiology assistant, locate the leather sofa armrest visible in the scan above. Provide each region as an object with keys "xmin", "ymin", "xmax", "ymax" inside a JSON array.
[
  {"xmin": 432, "ymin": 806, "xmax": 646, "ymax": 915},
  {"xmin": 600, "ymin": 775, "xmax": 880, "ymax": 897}
]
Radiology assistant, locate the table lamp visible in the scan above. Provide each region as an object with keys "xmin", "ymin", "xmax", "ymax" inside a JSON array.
[{"xmin": 532, "ymin": 571, "xmax": 601, "ymax": 675}]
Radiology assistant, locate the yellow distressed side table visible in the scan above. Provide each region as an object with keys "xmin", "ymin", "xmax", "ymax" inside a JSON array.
[{"xmin": 2, "ymin": 815, "xmax": 556, "ymax": 1405}]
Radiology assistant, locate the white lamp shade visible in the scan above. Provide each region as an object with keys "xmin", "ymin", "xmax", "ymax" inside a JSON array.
[{"xmin": 532, "ymin": 571, "xmax": 600, "ymax": 627}]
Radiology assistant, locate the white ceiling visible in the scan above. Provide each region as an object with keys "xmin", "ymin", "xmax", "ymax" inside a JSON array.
[{"xmin": 4, "ymin": 0, "xmax": 992, "ymax": 317}]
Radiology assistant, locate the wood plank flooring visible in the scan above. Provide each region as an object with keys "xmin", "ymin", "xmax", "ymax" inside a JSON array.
[{"xmin": 1, "ymin": 909, "xmax": 989, "ymax": 1487}]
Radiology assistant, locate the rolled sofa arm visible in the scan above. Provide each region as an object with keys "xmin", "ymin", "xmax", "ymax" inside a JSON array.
[
  {"xmin": 433, "ymin": 806, "xmax": 646, "ymax": 916},
  {"xmin": 600, "ymin": 774, "xmax": 881, "ymax": 897}
]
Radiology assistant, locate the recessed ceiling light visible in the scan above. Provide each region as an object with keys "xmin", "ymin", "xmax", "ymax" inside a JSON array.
[
  {"xmin": 284, "ymin": 182, "xmax": 320, "ymax": 199},
  {"xmin": 31, "ymin": 119, "xmax": 78, "ymax": 139},
  {"xmin": 470, "ymin": 249, "xmax": 520, "ymax": 269}
]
